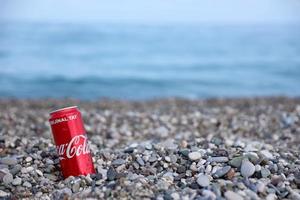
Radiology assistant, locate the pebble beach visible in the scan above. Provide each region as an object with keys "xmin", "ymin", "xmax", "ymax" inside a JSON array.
[{"xmin": 0, "ymin": 97, "xmax": 300, "ymax": 200}]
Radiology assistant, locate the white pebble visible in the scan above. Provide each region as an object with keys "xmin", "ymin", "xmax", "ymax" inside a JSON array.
[
  {"xmin": 0, "ymin": 190, "xmax": 9, "ymax": 198},
  {"xmin": 261, "ymin": 150, "xmax": 274, "ymax": 160},
  {"xmin": 224, "ymin": 191, "xmax": 243, "ymax": 200},
  {"xmin": 12, "ymin": 177, "xmax": 22, "ymax": 186},
  {"xmin": 197, "ymin": 174, "xmax": 210, "ymax": 187},
  {"xmin": 241, "ymin": 159, "xmax": 255, "ymax": 178},
  {"xmin": 188, "ymin": 152, "xmax": 201, "ymax": 161}
]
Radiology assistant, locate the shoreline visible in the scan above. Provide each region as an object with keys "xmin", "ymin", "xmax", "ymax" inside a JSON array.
[{"xmin": 0, "ymin": 97, "xmax": 300, "ymax": 199}]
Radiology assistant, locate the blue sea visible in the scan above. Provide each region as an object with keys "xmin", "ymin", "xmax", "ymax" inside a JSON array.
[{"xmin": 0, "ymin": 22, "xmax": 299, "ymax": 99}]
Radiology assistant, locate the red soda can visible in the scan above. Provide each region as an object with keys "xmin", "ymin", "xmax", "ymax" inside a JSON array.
[{"xmin": 49, "ymin": 106, "xmax": 95, "ymax": 178}]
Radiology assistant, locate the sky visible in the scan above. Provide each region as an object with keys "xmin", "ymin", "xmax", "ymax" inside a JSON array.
[{"xmin": 1, "ymin": 0, "xmax": 300, "ymax": 25}]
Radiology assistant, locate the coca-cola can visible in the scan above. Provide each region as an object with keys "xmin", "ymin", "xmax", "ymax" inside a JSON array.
[{"xmin": 49, "ymin": 106, "xmax": 95, "ymax": 178}]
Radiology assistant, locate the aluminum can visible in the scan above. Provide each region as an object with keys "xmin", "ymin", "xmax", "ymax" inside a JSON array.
[{"xmin": 49, "ymin": 106, "xmax": 95, "ymax": 178}]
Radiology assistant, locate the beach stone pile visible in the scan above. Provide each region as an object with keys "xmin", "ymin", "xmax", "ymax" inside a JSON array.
[{"xmin": 0, "ymin": 97, "xmax": 300, "ymax": 199}]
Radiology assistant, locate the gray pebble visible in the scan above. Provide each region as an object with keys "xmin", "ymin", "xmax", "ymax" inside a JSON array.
[
  {"xmin": 229, "ymin": 156, "xmax": 243, "ymax": 168},
  {"xmin": 72, "ymin": 180, "xmax": 81, "ymax": 193},
  {"xmin": 241, "ymin": 159, "xmax": 255, "ymax": 178},
  {"xmin": 44, "ymin": 173, "xmax": 58, "ymax": 181},
  {"xmin": 23, "ymin": 181, "xmax": 32, "ymax": 188},
  {"xmin": 3, "ymin": 173, "xmax": 13, "ymax": 184},
  {"xmin": 224, "ymin": 190, "xmax": 243, "ymax": 200},
  {"xmin": 197, "ymin": 174, "xmax": 210, "ymax": 187},
  {"xmin": 10, "ymin": 164, "xmax": 22, "ymax": 175},
  {"xmin": 12, "ymin": 177, "xmax": 22, "ymax": 186},
  {"xmin": 0, "ymin": 157, "xmax": 18, "ymax": 165},
  {"xmin": 107, "ymin": 167, "xmax": 117, "ymax": 181},
  {"xmin": 244, "ymin": 152, "xmax": 259, "ymax": 164},
  {"xmin": 136, "ymin": 157, "xmax": 145, "ymax": 166},
  {"xmin": 208, "ymin": 156, "xmax": 229, "ymax": 163},
  {"xmin": 188, "ymin": 152, "xmax": 201, "ymax": 161},
  {"xmin": 260, "ymin": 150, "xmax": 274, "ymax": 160},
  {"xmin": 0, "ymin": 190, "xmax": 9, "ymax": 198},
  {"xmin": 213, "ymin": 166, "xmax": 231, "ymax": 178},
  {"xmin": 261, "ymin": 168, "xmax": 271, "ymax": 178},
  {"xmin": 148, "ymin": 155, "xmax": 157, "ymax": 162},
  {"xmin": 36, "ymin": 169, "xmax": 43, "ymax": 176},
  {"xmin": 112, "ymin": 159, "xmax": 126, "ymax": 166}
]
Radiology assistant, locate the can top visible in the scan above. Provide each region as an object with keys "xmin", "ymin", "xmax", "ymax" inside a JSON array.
[{"xmin": 50, "ymin": 106, "xmax": 78, "ymax": 115}]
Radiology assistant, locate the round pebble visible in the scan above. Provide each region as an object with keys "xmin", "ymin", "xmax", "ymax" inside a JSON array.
[
  {"xmin": 197, "ymin": 174, "xmax": 210, "ymax": 187},
  {"xmin": 188, "ymin": 152, "xmax": 201, "ymax": 161},
  {"xmin": 3, "ymin": 173, "xmax": 13, "ymax": 184},
  {"xmin": 224, "ymin": 191, "xmax": 243, "ymax": 200},
  {"xmin": 12, "ymin": 177, "xmax": 22, "ymax": 186},
  {"xmin": 241, "ymin": 159, "xmax": 255, "ymax": 178}
]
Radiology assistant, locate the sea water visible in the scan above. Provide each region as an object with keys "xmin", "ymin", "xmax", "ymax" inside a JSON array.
[{"xmin": 0, "ymin": 22, "xmax": 299, "ymax": 99}]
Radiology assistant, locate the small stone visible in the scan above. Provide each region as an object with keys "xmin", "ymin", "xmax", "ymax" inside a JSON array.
[
  {"xmin": 12, "ymin": 177, "xmax": 22, "ymax": 185},
  {"xmin": 10, "ymin": 164, "xmax": 22, "ymax": 175},
  {"xmin": 112, "ymin": 159, "xmax": 126, "ymax": 166},
  {"xmin": 0, "ymin": 157, "xmax": 18, "ymax": 165},
  {"xmin": 36, "ymin": 169, "xmax": 43, "ymax": 176},
  {"xmin": 260, "ymin": 150, "xmax": 274, "ymax": 160},
  {"xmin": 156, "ymin": 126, "xmax": 168, "ymax": 138},
  {"xmin": 197, "ymin": 174, "xmax": 210, "ymax": 187},
  {"xmin": 202, "ymin": 190, "xmax": 217, "ymax": 199},
  {"xmin": 160, "ymin": 139, "xmax": 178, "ymax": 150},
  {"xmin": 213, "ymin": 166, "xmax": 231, "ymax": 178},
  {"xmin": 207, "ymin": 156, "xmax": 229, "ymax": 163},
  {"xmin": 266, "ymin": 193, "xmax": 277, "ymax": 200},
  {"xmin": 44, "ymin": 173, "xmax": 58, "ymax": 181},
  {"xmin": 26, "ymin": 166, "xmax": 34, "ymax": 172},
  {"xmin": 244, "ymin": 152, "xmax": 259, "ymax": 164},
  {"xmin": 226, "ymin": 168, "xmax": 235, "ymax": 180},
  {"xmin": 271, "ymin": 175, "xmax": 283, "ymax": 186},
  {"xmin": 229, "ymin": 157, "xmax": 243, "ymax": 168},
  {"xmin": 148, "ymin": 156, "xmax": 157, "ymax": 163},
  {"xmin": 288, "ymin": 189, "xmax": 300, "ymax": 200},
  {"xmin": 3, "ymin": 173, "xmax": 13, "ymax": 184},
  {"xmin": 124, "ymin": 147, "xmax": 134, "ymax": 154},
  {"xmin": 163, "ymin": 172, "xmax": 174, "ymax": 183},
  {"xmin": 23, "ymin": 181, "xmax": 32, "ymax": 188},
  {"xmin": 0, "ymin": 190, "xmax": 9, "ymax": 197},
  {"xmin": 255, "ymin": 164, "xmax": 261, "ymax": 172},
  {"xmin": 188, "ymin": 152, "xmax": 201, "ymax": 161},
  {"xmin": 179, "ymin": 149, "xmax": 190, "ymax": 157},
  {"xmin": 93, "ymin": 173, "xmax": 103, "ymax": 180},
  {"xmin": 295, "ymin": 172, "xmax": 300, "ymax": 186},
  {"xmin": 241, "ymin": 159, "xmax": 255, "ymax": 178},
  {"xmin": 256, "ymin": 181, "xmax": 266, "ymax": 193},
  {"xmin": 177, "ymin": 166, "xmax": 186, "ymax": 174},
  {"xmin": 170, "ymin": 192, "xmax": 180, "ymax": 200},
  {"xmin": 205, "ymin": 165, "xmax": 212, "ymax": 174},
  {"xmin": 211, "ymin": 137, "xmax": 223, "ymax": 145},
  {"xmin": 261, "ymin": 168, "xmax": 271, "ymax": 178},
  {"xmin": 224, "ymin": 190, "xmax": 243, "ymax": 200},
  {"xmin": 72, "ymin": 180, "xmax": 81, "ymax": 193},
  {"xmin": 107, "ymin": 167, "xmax": 117, "ymax": 181},
  {"xmin": 136, "ymin": 157, "xmax": 145, "ymax": 166},
  {"xmin": 164, "ymin": 156, "xmax": 171, "ymax": 162},
  {"xmin": 25, "ymin": 157, "xmax": 33, "ymax": 162}
]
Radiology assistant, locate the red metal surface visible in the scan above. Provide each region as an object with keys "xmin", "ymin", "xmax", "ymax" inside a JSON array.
[{"xmin": 49, "ymin": 106, "xmax": 95, "ymax": 178}]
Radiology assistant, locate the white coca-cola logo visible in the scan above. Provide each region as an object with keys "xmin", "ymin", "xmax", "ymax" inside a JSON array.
[{"xmin": 56, "ymin": 135, "xmax": 91, "ymax": 160}]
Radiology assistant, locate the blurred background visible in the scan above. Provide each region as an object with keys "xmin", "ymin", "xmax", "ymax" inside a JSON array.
[{"xmin": 0, "ymin": 0, "xmax": 299, "ymax": 100}]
